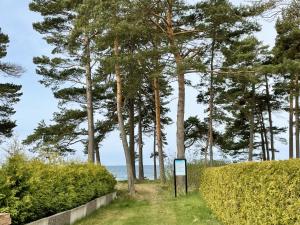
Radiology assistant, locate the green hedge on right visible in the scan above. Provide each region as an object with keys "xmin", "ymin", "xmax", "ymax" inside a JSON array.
[
  {"xmin": 0, "ymin": 155, "xmax": 116, "ymax": 225},
  {"xmin": 200, "ymin": 160, "xmax": 300, "ymax": 225}
]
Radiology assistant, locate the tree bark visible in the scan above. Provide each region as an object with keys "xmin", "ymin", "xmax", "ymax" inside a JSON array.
[
  {"xmin": 248, "ymin": 83, "xmax": 255, "ymax": 161},
  {"xmin": 153, "ymin": 78, "xmax": 166, "ymax": 183},
  {"xmin": 208, "ymin": 40, "xmax": 215, "ymax": 166},
  {"xmin": 153, "ymin": 126, "xmax": 157, "ymax": 180},
  {"xmin": 295, "ymin": 74, "xmax": 299, "ymax": 158},
  {"xmin": 84, "ymin": 36, "xmax": 95, "ymax": 163},
  {"xmin": 176, "ymin": 63, "xmax": 185, "ymax": 159},
  {"xmin": 257, "ymin": 107, "xmax": 266, "ymax": 161},
  {"xmin": 165, "ymin": 2, "xmax": 185, "ymax": 160},
  {"xmin": 289, "ymin": 83, "xmax": 294, "ymax": 159},
  {"xmin": 264, "ymin": 74, "xmax": 275, "ymax": 160},
  {"xmin": 114, "ymin": 37, "xmax": 135, "ymax": 195},
  {"xmin": 95, "ymin": 144, "xmax": 101, "ymax": 165},
  {"xmin": 128, "ymin": 99, "xmax": 136, "ymax": 179},
  {"xmin": 261, "ymin": 111, "xmax": 270, "ymax": 161},
  {"xmin": 204, "ymin": 137, "xmax": 209, "ymax": 166},
  {"xmin": 138, "ymin": 101, "xmax": 144, "ymax": 180},
  {"xmin": 260, "ymin": 124, "xmax": 267, "ymax": 161}
]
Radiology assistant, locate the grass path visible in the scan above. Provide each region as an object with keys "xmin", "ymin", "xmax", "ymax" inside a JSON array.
[{"xmin": 74, "ymin": 182, "xmax": 221, "ymax": 225}]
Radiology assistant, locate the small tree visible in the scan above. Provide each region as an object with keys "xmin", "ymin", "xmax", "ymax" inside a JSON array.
[{"xmin": 0, "ymin": 28, "xmax": 23, "ymax": 143}]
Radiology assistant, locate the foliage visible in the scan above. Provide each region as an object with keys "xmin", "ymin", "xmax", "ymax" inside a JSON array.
[
  {"xmin": 0, "ymin": 28, "xmax": 23, "ymax": 77},
  {"xmin": 0, "ymin": 83, "xmax": 22, "ymax": 141},
  {"xmin": 184, "ymin": 116, "xmax": 224, "ymax": 153},
  {"xmin": 0, "ymin": 155, "xmax": 116, "ymax": 225},
  {"xmin": 28, "ymin": 0, "xmax": 118, "ymax": 161},
  {"xmin": 0, "ymin": 28, "xmax": 23, "ymax": 142},
  {"xmin": 165, "ymin": 159, "xmax": 226, "ymax": 191},
  {"xmin": 187, "ymin": 160, "xmax": 227, "ymax": 189},
  {"xmin": 2, "ymin": 135, "xmax": 26, "ymax": 158},
  {"xmin": 200, "ymin": 160, "xmax": 300, "ymax": 225}
]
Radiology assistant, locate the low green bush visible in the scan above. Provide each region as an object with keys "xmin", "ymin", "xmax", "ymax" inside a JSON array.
[
  {"xmin": 165, "ymin": 160, "xmax": 227, "ymax": 192},
  {"xmin": 200, "ymin": 160, "xmax": 300, "ymax": 225},
  {"xmin": 0, "ymin": 155, "xmax": 116, "ymax": 225},
  {"xmin": 165, "ymin": 160, "xmax": 205, "ymax": 191},
  {"xmin": 187, "ymin": 160, "xmax": 227, "ymax": 189}
]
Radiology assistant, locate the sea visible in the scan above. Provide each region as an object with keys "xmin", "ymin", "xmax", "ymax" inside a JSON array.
[{"xmin": 106, "ymin": 165, "xmax": 160, "ymax": 181}]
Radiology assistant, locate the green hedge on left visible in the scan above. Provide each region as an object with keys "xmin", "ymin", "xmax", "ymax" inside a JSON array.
[{"xmin": 0, "ymin": 155, "xmax": 116, "ymax": 225}]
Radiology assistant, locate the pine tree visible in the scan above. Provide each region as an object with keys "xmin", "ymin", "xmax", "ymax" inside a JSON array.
[
  {"xmin": 0, "ymin": 28, "xmax": 22, "ymax": 143},
  {"xmin": 152, "ymin": 74, "xmax": 172, "ymax": 182},
  {"xmin": 218, "ymin": 37, "xmax": 268, "ymax": 160},
  {"xmin": 29, "ymin": 0, "xmax": 111, "ymax": 162},
  {"xmin": 139, "ymin": 0, "xmax": 202, "ymax": 161},
  {"xmin": 194, "ymin": 0, "xmax": 261, "ymax": 164},
  {"xmin": 27, "ymin": 0, "xmax": 116, "ymax": 159},
  {"xmin": 184, "ymin": 116, "xmax": 223, "ymax": 161},
  {"xmin": 23, "ymin": 82, "xmax": 115, "ymax": 161},
  {"xmin": 272, "ymin": 1, "xmax": 300, "ymax": 158}
]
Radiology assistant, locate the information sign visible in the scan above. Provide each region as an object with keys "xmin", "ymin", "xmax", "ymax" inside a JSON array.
[
  {"xmin": 175, "ymin": 159, "xmax": 186, "ymax": 176},
  {"xmin": 173, "ymin": 158, "xmax": 188, "ymax": 197}
]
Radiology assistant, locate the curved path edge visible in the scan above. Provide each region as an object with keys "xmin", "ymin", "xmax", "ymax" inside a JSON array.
[{"xmin": 26, "ymin": 192, "xmax": 117, "ymax": 225}]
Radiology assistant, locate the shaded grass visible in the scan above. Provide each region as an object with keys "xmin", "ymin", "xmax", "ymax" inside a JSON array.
[{"xmin": 74, "ymin": 183, "xmax": 221, "ymax": 225}]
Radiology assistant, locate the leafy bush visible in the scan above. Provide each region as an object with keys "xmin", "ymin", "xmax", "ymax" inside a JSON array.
[
  {"xmin": 187, "ymin": 160, "xmax": 227, "ymax": 189},
  {"xmin": 165, "ymin": 160, "xmax": 226, "ymax": 192},
  {"xmin": 0, "ymin": 155, "xmax": 116, "ymax": 225},
  {"xmin": 200, "ymin": 160, "xmax": 300, "ymax": 225}
]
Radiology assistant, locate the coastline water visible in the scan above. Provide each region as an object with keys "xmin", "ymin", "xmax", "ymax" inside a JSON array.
[{"xmin": 106, "ymin": 165, "xmax": 160, "ymax": 181}]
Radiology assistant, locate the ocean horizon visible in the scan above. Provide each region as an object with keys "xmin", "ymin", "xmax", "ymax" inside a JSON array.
[{"xmin": 106, "ymin": 165, "xmax": 160, "ymax": 181}]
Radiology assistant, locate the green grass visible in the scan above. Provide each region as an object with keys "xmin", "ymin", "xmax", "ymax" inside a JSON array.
[{"xmin": 74, "ymin": 183, "xmax": 221, "ymax": 225}]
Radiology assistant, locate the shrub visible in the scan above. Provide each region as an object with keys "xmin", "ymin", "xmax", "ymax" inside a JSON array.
[
  {"xmin": 187, "ymin": 160, "xmax": 227, "ymax": 189},
  {"xmin": 165, "ymin": 160, "xmax": 227, "ymax": 192},
  {"xmin": 0, "ymin": 155, "xmax": 116, "ymax": 225},
  {"xmin": 200, "ymin": 160, "xmax": 300, "ymax": 225}
]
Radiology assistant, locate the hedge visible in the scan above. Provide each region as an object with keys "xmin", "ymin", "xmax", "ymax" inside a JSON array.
[
  {"xmin": 200, "ymin": 160, "xmax": 300, "ymax": 225},
  {"xmin": 0, "ymin": 155, "xmax": 116, "ymax": 225}
]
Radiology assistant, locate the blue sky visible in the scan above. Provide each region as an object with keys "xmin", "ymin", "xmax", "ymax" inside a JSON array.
[{"xmin": 0, "ymin": 0, "xmax": 288, "ymax": 165}]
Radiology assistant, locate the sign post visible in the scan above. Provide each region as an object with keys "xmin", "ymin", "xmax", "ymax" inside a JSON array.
[{"xmin": 173, "ymin": 158, "xmax": 188, "ymax": 197}]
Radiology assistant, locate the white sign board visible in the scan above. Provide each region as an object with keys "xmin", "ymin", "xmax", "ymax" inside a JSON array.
[{"xmin": 174, "ymin": 159, "xmax": 186, "ymax": 176}]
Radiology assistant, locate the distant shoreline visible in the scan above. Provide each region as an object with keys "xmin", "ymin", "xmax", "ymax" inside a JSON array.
[{"xmin": 106, "ymin": 165, "xmax": 160, "ymax": 181}]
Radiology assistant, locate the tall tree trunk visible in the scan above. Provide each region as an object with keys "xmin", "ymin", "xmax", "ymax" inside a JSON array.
[
  {"xmin": 153, "ymin": 126, "xmax": 157, "ymax": 180},
  {"xmin": 166, "ymin": 3, "xmax": 185, "ymax": 160},
  {"xmin": 204, "ymin": 137, "xmax": 209, "ymax": 166},
  {"xmin": 95, "ymin": 144, "xmax": 101, "ymax": 165},
  {"xmin": 289, "ymin": 83, "xmax": 294, "ymax": 159},
  {"xmin": 176, "ymin": 64, "xmax": 185, "ymax": 159},
  {"xmin": 153, "ymin": 78, "xmax": 166, "ymax": 183},
  {"xmin": 257, "ymin": 109, "xmax": 266, "ymax": 161},
  {"xmin": 260, "ymin": 125, "xmax": 267, "ymax": 161},
  {"xmin": 264, "ymin": 74, "xmax": 275, "ymax": 160},
  {"xmin": 128, "ymin": 99, "xmax": 136, "ymax": 179},
  {"xmin": 114, "ymin": 37, "xmax": 135, "ymax": 195},
  {"xmin": 295, "ymin": 74, "xmax": 299, "ymax": 158},
  {"xmin": 84, "ymin": 36, "xmax": 95, "ymax": 163},
  {"xmin": 138, "ymin": 102, "xmax": 144, "ymax": 180},
  {"xmin": 261, "ymin": 111, "xmax": 270, "ymax": 161},
  {"xmin": 208, "ymin": 40, "xmax": 215, "ymax": 166},
  {"xmin": 248, "ymin": 83, "xmax": 255, "ymax": 161}
]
